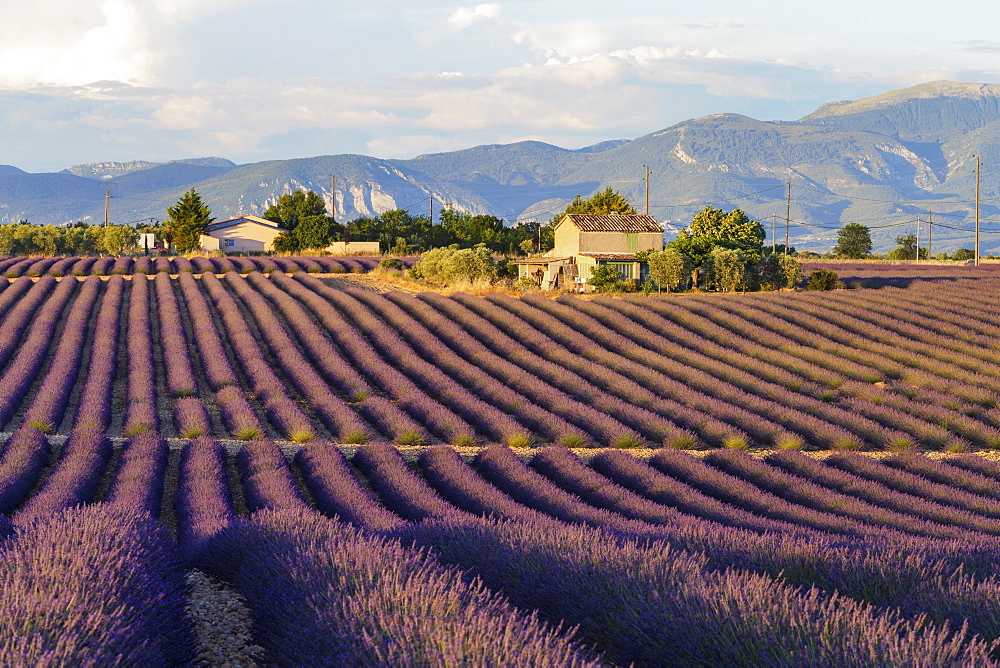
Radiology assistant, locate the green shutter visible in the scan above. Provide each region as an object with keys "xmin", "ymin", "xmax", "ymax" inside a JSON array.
[{"xmin": 626, "ymin": 233, "xmax": 638, "ymax": 253}]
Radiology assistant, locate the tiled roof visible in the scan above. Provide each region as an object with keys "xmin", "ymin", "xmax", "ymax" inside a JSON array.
[
  {"xmin": 206, "ymin": 215, "xmax": 285, "ymax": 232},
  {"xmin": 559, "ymin": 213, "xmax": 662, "ymax": 233},
  {"xmin": 578, "ymin": 253, "xmax": 641, "ymax": 261}
]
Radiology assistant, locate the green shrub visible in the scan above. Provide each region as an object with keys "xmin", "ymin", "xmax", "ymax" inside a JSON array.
[
  {"xmin": 806, "ymin": 269, "xmax": 840, "ymax": 291},
  {"xmin": 613, "ymin": 434, "xmax": 644, "ymax": 449},
  {"xmin": 451, "ymin": 434, "xmax": 477, "ymax": 448},
  {"xmin": 341, "ymin": 430, "xmax": 370, "ymax": 445},
  {"xmin": 505, "ymin": 433, "xmax": 534, "ymax": 448},
  {"xmin": 290, "ymin": 429, "xmax": 315, "ymax": 443},
  {"xmin": 559, "ymin": 434, "xmax": 590, "ymax": 449},
  {"xmin": 665, "ymin": 434, "xmax": 700, "ymax": 450},
  {"xmin": 379, "ymin": 257, "xmax": 404, "ymax": 270},
  {"xmin": 395, "ymin": 431, "xmax": 425, "ymax": 446},
  {"xmin": 234, "ymin": 427, "xmax": 264, "ymax": 440}
]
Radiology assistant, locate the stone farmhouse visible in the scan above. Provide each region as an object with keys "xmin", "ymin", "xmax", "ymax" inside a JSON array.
[
  {"xmin": 199, "ymin": 214, "xmax": 379, "ymax": 254},
  {"xmin": 515, "ymin": 213, "xmax": 664, "ymax": 290}
]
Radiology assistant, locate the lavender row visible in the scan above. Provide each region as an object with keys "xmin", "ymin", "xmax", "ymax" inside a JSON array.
[
  {"xmin": 292, "ymin": 274, "xmax": 554, "ymax": 444},
  {"xmin": 153, "ymin": 272, "xmax": 199, "ymax": 398},
  {"xmin": 401, "ymin": 513, "xmax": 997, "ymax": 666},
  {"xmin": 200, "ymin": 509, "xmax": 597, "ymax": 666},
  {"xmin": 106, "ymin": 432, "xmax": 168, "ymax": 517},
  {"xmin": 14, "ymin": 427, "xmax": 112, "ymax": 523},
  {"xmin": 235, "ymin": 439, "xmax": 309, "ymax": 512},
  {"xmin": 0, "ymin": 255, "xmax": 411, "ymax": 278},
  {"xmin": 199, "ymin": 273, "xmax": 318, "ymax": 441},
  {"xmin": 17, "ymin": 276, "xmax": 103, "ymax": 432},
  {"xmin": 816, "ymin": 453, "xmax": 1000, "ymax": 521},
  {"xmin": 73, "ymin": 275, "xmax": 125, "ymax": 431},
  {"xmin": 418, "ymin": 445, "xmax": 1000, "ymax": 643},
  {"xmin": 233, "ymin": 271, "xmax": 420, "ymax": 441},
  {"xmin": 294, "ymin": 443, "xmax": 407, "ymax": 531},
  {"xmin": 382, "ymin": 288, "xmax": 691, "ymax": 446},
  {"xmin": 268, "ymin": 273, "xmax": 484, "ymax": 444},
  {"xmin": 175, "ymin": 273, "xmax": 270, "ymax": 440},
  {"xmin": 436, "ymin": 292, "xmax": 743, "ymax": 448},
  {"xmin": 320, "ymin": 279, "xmax": 648, "ymax": 446},
  {"xmin": 0, "ymin": 277, "xmax": 80, "ymax": 429},
  {"xmin": 175, "ymin": 435, "xmax": 235, "ymax": 559},
  {"xmin": 0, "ymin": 428, "xmax": 51, "ymax": 514},
  {"xmin": 219, "ymin": 272, "xmax": 372, "ymax": 441},
  {"xmin": 698, "ymin": 450, "xmax": 987, "ymax": 541},
  {"xmin": 124, "ymin": 274, "xmax": 158, "ymax": 435},
  {"xmin": 0, "ymin": 505, "xmax": 194, "ymax": 664}
]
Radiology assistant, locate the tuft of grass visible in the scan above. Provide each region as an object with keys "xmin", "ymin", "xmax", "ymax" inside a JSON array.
[
  {"xmin": 832, "ymin": 437, "xmax": 864, "ymax": 451},
  {"xmin": 351, "ymin": 390, "xmax": 369, "ymax": 403},
  {"xmin": 290, "ymin": 430, "xmax": 315, "ymax": 443},
  {"xmin": 181, "ymin": 427, "xmax": 206, "ymax": 439},
  {"xmin": 341, "ymin": 429, "xmax": 369, "ymax": 445},
  {"xmin": 26, "ymin": 419, "xmax": 53, "ymax": 434},
  {"xmin": 722, "ymin": 436, "xmax": 750, "ymax": 450},
  {"xmin": 451, "ymin": 434, "xmax": 477, "ymax": 448},
  {"xmin": 613, "ymin": 434, "xmax": 645, "ymax": 449},
  {"xmin": 395, "ymin": 431, "xmax": 425, "ymax": 446},
  {"xmin": 665, "ymin": 434, "xmax": 700, "ymax": 450},
  {"xmin": 943, "ymin": 440, "xmax": 971, "ymax": 454},
  {"xmin": 559, "ymin": 434, "xmax": 590, "ymax": 449},
  {"xmin": 776, "ymin": 435, "xmax": 805, "ymax": 451},
  {"xmin": 124, "ymin": 423, "xmax": 151, "ymax": 437},
  {"xmin": 888, "ymin": 437, "xmax": 918, "ymax": 453},
  {"xmin": 234, "ymin": 427, "xmax": 264, "ymax": 440},
  {"xmin": 173, "ymin": 388, "xmax": 195, "ymax": 398},
  {"xmin": 505, "ymin": 433, "xmax": 534, "ymax": 449}
]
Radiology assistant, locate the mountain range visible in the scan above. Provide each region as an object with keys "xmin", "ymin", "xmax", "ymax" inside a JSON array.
[{"xmin": 4, "ymin": 80, "xmax": 1000, "ymax": 253}]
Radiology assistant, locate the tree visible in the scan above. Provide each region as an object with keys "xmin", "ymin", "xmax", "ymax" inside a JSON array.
[
  {"xmin": 97, "ymin": 225, "xmax": 138, "ymax": 256},
  {"xmin": 562, "ymin": 186, "xmax": 636, "ymax": 217},
  {"xmin": 887, "ymin": 234, "xmax": 927, "ymax": 260},
  {"xmin": 952, "ymin": 248, "xmax": 975, "ymax": 261},
  {"xmin": 587, "ymin": 264, "xmax": 627, "ymax": 293},
  {"xmin": 411, "ymin": 245, "xmax": 498, "ymax": 285},
  {"xmin": 166, "ymin": 189, "xmax": 213, "ymax": 252},
  {"xmin": 833, "ymin": 223, "xmax": 872, "ymax": 259},
  {"xmin": 293, "ymin": 215, "xmax": 337, "ymax": 251},
  {"xmin": 704, "ymin": 247, "xmax": 751, "ymax": 292},
  {"xmin": 645, "ymin": 249, "xmax": 691, "ymax": 292},
  {"xmin": 807, "ymin": 269, "xmax": 840, "ymax": 290},
  {"xmin": 262, "ymin": 190, "xmax": 328, "ymax": 231},
  {"xmin": 681, "ymin": 206, "xmax": 764, "ymax": 247}
]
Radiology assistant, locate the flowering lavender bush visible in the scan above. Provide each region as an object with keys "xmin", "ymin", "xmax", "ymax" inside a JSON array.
[{"xmin": 0, "ymin": 505, "xmax": 194, "ymax": 664}]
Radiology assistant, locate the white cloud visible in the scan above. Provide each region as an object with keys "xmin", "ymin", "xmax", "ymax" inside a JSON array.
[
  {"xmin": 447, "ymin": 4, "xmax": 501, "ymax": 31},
  {"xmin": 0, "ymin": 0, "xmax": 264, "ymax": 88}
]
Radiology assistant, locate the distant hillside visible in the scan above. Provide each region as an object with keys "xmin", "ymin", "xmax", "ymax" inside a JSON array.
[{"xmin": 3, "ymin": 81, "xmax": 1000, "ymax": 253}]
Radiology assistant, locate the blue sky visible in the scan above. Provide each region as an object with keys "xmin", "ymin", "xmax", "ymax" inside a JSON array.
[{"xmin": 3, "ymin": 0, "xmax": 1000, "ymax": 172}]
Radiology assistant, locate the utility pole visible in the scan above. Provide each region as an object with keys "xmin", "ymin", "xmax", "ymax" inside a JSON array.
[
  {"xmin": 770, "ymin": 215, "xmax": 777, "ymax": 254},
  {"xmin": 784, "ymin": 181, "xmax": 791, "ymax": 254},
  {"xmin": 429, "ymin": 195, "xmax": 435, "ymax": 226},
  {"xmin": 927, "ymin": 211, "xmax": 932, "ymax": 261},
  {"xmin": 644, "ymin": 165, "xmax": 650, "ymax": 215},
  {"xmin": 976, "ymin": 156, "xmax": 982, "ymax": 266},
  {"xmin": 104, "ymin": 189, "xmax": 111, "ymax": 226},
  {"xmin": 915, "ymin": 218, "xmax": 920, "ymax": 263}
]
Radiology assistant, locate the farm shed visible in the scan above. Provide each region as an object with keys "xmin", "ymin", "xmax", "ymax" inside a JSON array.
[
  {"xmin": 203, "ymin": 215, "xmax": 286, "ymax": 254},
  {"xmin": 515, "ymin": 213, "xmax": 664, "ymax": 290}
]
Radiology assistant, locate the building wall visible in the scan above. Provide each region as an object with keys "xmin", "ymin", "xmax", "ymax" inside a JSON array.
[
  {"xmin": 553, "ymin": 221, "xmax": 581, "ymax": 257},
  {"xmin": 208, "ymin": 222, "xmax": 282, "ymax": 253},
  {"xmin": 578, "ymin": 231, "xmax": 663, "ymax": 253}
]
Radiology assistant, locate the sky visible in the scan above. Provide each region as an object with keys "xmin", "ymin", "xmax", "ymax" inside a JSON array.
[{"xmin": 4, "ymin": 0, "xmax": 1000, "ymax": 172}]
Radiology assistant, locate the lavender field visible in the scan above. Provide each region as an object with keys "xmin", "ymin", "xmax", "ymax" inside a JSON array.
[
  {"xmin": 6, "ymin": 271, "xmax": 1000, "ymax": 661},
  {"xmin": 0, "ymin": 254, "xmax": 417, "ymax": 278}
]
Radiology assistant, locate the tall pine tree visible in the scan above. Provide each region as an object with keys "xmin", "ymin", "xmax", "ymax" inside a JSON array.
[{"xmin": 166, "ymin": 189, "xmax": 214, "ymax": 252}]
